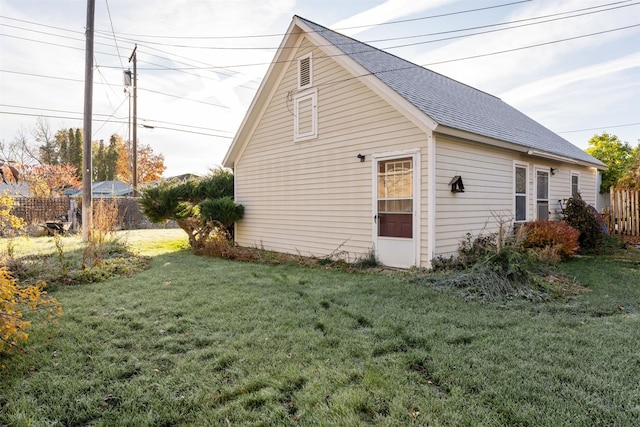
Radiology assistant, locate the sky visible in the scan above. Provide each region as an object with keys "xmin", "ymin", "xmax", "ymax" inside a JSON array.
[{"xmin": 1, "ymin": 0, "xmax": 639, "ymax": 178}]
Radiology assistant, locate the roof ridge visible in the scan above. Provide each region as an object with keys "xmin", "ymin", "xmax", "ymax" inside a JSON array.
[
  {"xmin": 293, "ymin": 15, "xmax": 501, "ymax": 101},
  {"xmin": 290, "ymin": 15, "xmax": 604, "ymax": 168}
]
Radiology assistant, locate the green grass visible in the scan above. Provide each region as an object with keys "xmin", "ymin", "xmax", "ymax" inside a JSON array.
[{"xmin": 1, "ymin": 231, "xmax": 639, "ymax": 426}]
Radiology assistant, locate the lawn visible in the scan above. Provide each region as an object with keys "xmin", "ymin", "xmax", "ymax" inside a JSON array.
[{"xmin": 1, "ymin": 230, "xmax": 639, "ymax": 426}]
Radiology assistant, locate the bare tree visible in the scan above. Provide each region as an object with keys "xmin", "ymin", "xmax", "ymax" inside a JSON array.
[
  {"xmin": 0, "ymin": 126, "xmax": 41, "ymax": 166},
  {"xmin": 32, "ymin": 117, "xmax": 59, "ymax": 165}
]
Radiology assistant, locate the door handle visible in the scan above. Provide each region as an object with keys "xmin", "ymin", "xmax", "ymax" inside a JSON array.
[{"xmin": 374, "ymin": 214, "xmax": 377, "ymax": 224}]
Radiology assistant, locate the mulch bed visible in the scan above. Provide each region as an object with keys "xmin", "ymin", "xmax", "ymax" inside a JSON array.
[{"xmin": 621, "ymin": 235, "xmax": 640, "ymax": 248}]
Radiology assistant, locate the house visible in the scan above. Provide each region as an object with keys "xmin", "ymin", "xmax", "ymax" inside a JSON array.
[
  {"xmin": 222, "ymin": 16, "xmax": 606, "ymax": 268},
  {"xmin": 0, "ymin": 182, "xmax": 30, "ymax": 197},
  {"xmin": 66, "ymin": 180, "xmax": 133, "ymax": 198}
]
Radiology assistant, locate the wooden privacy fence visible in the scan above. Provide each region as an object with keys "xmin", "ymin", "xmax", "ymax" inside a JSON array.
[
  {"xmin": 605, "ymin": 189, "xmax": 640, "ymax": 236},
  {"xmin": 10, "ymin": 197, "xmax": 71, "ymax": 225},
  {"xmin": 9, "ymin": 197, "xmax": 166, "ymax": 230}
]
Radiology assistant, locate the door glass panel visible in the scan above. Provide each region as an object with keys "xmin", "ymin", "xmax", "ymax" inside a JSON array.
[
  {"xmin": 536, "ymin": 170, "xmax": 549, "ymax": 220},
  {"xmin": 515, "ymin": 195, "xmax": 526, "ymax": 221},
  {"xmin": 537, "ymin": 202, "xmax": 549, "ymax": 221},
  {"xmin": 515, "ymin": 166, "xmax": 527, "ymax": 221},
  {"xmin": 537, "ymin": 170, "xmax": 549, "ymax": 199},
  {"xmin": 378, "ymin": 158, "xmax": 413, "ymax": 238}
]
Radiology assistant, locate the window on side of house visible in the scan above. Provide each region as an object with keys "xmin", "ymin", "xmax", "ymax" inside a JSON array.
[
  {"xmin": 298, "ymin": 54, "xmax": 312, "ymax": 89},
  {"xmin": 294, "ymin": 88, "xmax": 317, "ymax": 141},
  {"xmin": 515, "ymin": 164, "xmax": 528, "ymax": 222},
  {"xmin": 571, "ymin": 172, "xmax": 580, "ymax": 197}
]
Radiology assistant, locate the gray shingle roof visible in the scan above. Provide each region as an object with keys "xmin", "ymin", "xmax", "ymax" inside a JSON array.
[{"xmin": 297, "ymin": 16, "xmax": 605, "ymax": 167}]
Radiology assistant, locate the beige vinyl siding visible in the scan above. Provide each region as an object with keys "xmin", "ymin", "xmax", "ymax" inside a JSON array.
[
  {"xmin": 548, "ymin": 165, "xmax": 597, "ymax": 218},
  {"xmin": 234, "ymin": 36, "xmax": 427, "ymax": 259},
  {"xmin": 432, "ymin": 135, "xmax": 598, "ymax": 257},
  {"xmin": 434, "ymin": 135, "xmax": 514, "ymax": 256}
]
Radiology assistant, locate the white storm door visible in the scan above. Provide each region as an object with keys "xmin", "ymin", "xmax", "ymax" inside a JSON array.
[{"xmin": 374, "ymin": 153, "xmax": 418, "ymax": 268}]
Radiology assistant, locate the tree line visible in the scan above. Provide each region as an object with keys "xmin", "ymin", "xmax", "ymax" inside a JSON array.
[
  {"xmin": 586, "ymin": 132, "xmax": 640, "ymax": 193},
  {"xmin": 0, "ymin": 118, "xmax": 166, "ymax": 196}
]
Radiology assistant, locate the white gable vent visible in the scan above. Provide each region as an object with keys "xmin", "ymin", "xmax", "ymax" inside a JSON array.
[{"xmin": 298, "ymin": 54, "xmax": 312, "ymax": 89}]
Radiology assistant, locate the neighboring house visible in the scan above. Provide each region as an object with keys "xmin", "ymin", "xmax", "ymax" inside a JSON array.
[
  {"xmin": 223, "ymin": 16, "xmax": 606, "ymax": 268},
  {"xmin": 67, "ymin": 180, "xmax": 133, "ymax": 198},
  {"xmin": 0, "ymin": 182, "xmax": 30, "ymax": 197}
]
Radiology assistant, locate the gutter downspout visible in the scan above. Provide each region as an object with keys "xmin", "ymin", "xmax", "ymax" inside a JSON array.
[{"xmin": 427, "ymin": 132, "xmax": 436, "ymax": 267}]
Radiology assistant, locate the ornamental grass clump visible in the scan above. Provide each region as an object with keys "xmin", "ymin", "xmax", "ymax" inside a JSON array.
[
  {"xmin": 519, "ymin": 220, "xmax": 580, "ymax": 264},
  {"xmin": 424, "ymin": 217, "xmax": 583, "ymax": 302}
]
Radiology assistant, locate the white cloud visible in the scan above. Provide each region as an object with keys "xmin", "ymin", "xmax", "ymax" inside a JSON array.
[
  {"xmin": 415, "ymin": 0, "xmax": 640, "ymax": 93},
  {"xmin": 500, "ymin": 52, "xmax": 640, "ymax": 105},
  {"xmin": 331, "ymin": 0, "xmax": 456, "ymax": 36}
]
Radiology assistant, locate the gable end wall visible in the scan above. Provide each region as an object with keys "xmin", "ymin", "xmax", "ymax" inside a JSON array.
[{"xmin": 234, "ymin": 36, "xmax": 428, "ymax": 260}]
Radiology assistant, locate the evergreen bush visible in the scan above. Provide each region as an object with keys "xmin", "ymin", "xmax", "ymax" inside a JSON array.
[{"xmin": 562, "ymin": 195, "xmax": 606, "ymax": 253}]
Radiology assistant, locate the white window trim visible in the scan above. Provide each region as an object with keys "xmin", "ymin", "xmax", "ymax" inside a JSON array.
[
  {"xmin": 297, "ymin": 53, "xmax": 312, "ymax": 90},
  {"xmin": 514, "ymin": 161, "xmax": 529, "ymax": 222},
  {"xmin": 293, "ymin": 87, "xmax": 317, "ymax": 142},
  {"xmin": 570, "ymin": 170, "xmax": 580, "ymax": 197},
  {"xmin": 534, "ymin": 165, "xmax": 550, "ymax": 220}
]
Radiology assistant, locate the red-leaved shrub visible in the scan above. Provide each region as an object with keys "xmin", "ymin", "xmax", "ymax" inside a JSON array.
[{"xmin": 520, "ymin": 220, "xmax": 580, "ymax": 263}]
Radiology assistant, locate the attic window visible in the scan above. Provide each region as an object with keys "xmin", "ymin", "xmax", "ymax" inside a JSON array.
[
  {"xmin": 293, "ymin": 88, "xmax": 317, "ymax": 141},
  {"xmin": 298, "ymin": 54, "xmax": 312, "ymax": 89},
  {"xmin": 449, "ymin": 175, "xmax": 464, "ymax": 193}
]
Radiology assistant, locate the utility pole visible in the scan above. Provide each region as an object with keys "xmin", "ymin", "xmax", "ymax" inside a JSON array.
[
  {"xmin": 82, "ymin": 0, "xmax": 95, "ymax": 241},
  {"xmin": 128, "ymin": 45, "xmax": 138, "ymax": 195}
]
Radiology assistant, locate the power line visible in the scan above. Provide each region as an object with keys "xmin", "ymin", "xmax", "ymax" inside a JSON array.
[
  {"xmin": 420, "ymin": 24, "xmax": 640, "ymax": 67},
  {"xmin": 1, "ymin": 0, "xmax": 530, "ymax": 44},
  {"xmin": 0, "ymin": 33, "xmax": 123, "ymax": 59},
  {"xmin": 103, "ymin": 2, "xmax": 640, "ymax": 71},
  {"xmin": 89, "ymin": 0, "xmax": 533, "ymax": 40},
  {"xmin": 92, "ymin": 95, "xmax": 128, "ymax": 137},
  {"xmin": 3, "ymin": 21, "xmax": 637, "ymax": 118},
  {"xmin": 371, "ymin": 1, "xmax": 638, "ymax": 47},
  {"xmin": 90, "ymin": 1, "xmax": 638, "ymax": 50},
  {"xmin": 0, "ymin": 104, "xmax": 235, "ymax": 136},
  {"xmin": 0, "ymin": 26, "xmax": 260, "ymax": 89},
  {"xmin": 558, "ymin": 122, "xmax": 640, "ymax": 134},
  {"xmin": 137, "ymin": 87, "xmax": 227, "ymax": 109},
  {"xmin": 0, "ymin": 69, "xmax": 229, "ymax": 109},
  {"xmin": 2, "ymin": 1, "xmax": 634, "ymax": 73},
  {"xmin": 0, "ymin": 103, "xmax": 126, "ymax": 119},
  {"xmin": 292, "ymin": 23, "xmax": 640, "ymax": 95},
  {"xmin": 104, "ymin": 0, "xmax": 125, "ymax": 69},
  {"xmin": 0, "ymin": 111, "xmax": 234, "ymax": 139},
  {"xmin": 4, "ymin": 0, "xmax": 630, "ymax": 52}
]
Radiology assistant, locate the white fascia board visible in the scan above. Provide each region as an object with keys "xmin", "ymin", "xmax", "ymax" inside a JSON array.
[
  {"xmin": 434, "ymin": 125, "xmax": 606, "ymax": 170},
  {"xmin": 222, "ymin": 20, "xmax": 303, "ymax": 168}
]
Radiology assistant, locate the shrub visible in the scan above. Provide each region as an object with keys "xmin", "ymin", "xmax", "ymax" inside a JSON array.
[
  {"xmin": 0, "ymin": 192, "xmax": 25, "ymax": 237},
  {"xmin": 139, "ymin": 170, "xmax": 244, "ymax": 250},
  {"xmin": 425, "ymin": 223, "xmax": 581, "ymax": 302},
  {"xmin": 199, "ymin": 196, "xmax": 245, "ymax": 236},
  {"xmin": 82, "ymin": 198, "xmax": 123, "ymax": 268},
  {"xmin": 562, "ymin": 195, "xmax": 606, "ymax": 252},
  {"xmin": 520, "ymin": 220, "xmax": 580, "ymax": 263},
  {"xmin": 0, "ymin": 267, "xmax": 62, "ymax": 352}
]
